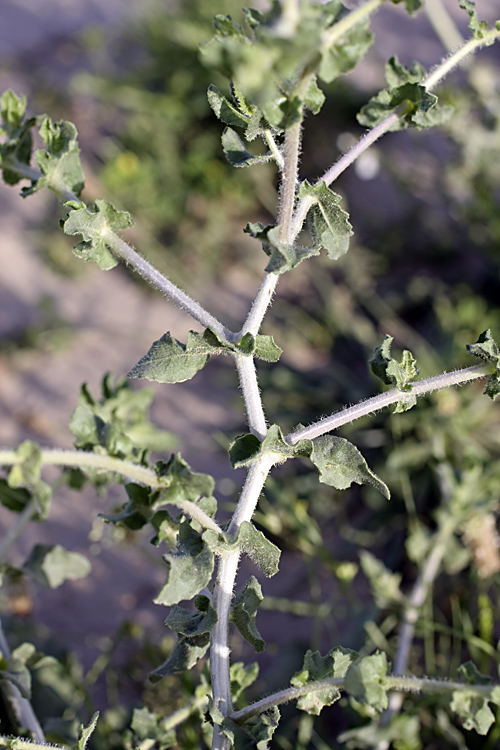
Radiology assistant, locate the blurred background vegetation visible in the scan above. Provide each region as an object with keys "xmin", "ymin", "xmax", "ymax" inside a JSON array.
[{"xmin": 2, "ymin": 0, "xmax": 500, "ymax": 747}]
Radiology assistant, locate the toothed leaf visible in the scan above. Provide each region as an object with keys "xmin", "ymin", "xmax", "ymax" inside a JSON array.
[
  {"xmin": 298, "ymin": 180, "xmax": 353, "ymax": 260},
  {"xmin": 64, "ymin": 200, "xmax": 133, "ymax": 270},
  {"xmin": 291, "ymin": 647, "xmax": 357, "ymax": 715},
  {"xmin": 466, "ymin": 330, "xmax": 500, "ymax": 399}
]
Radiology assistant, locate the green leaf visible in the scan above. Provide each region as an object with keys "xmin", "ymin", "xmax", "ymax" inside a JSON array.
[
  {"xmin": 0, "ymin": 90, "xmax": 36, "ymax": 186},
  {"xmin": 230, "ymin": 661, "xmax": 260, "ymax": 701},
  {"xmin": 360, "ymin": 551, "xmax": 404, "ymax": 608},
  {"xmin": 231, "ymin": 576, "xmax": 265, "ymax": 652},
  {"xmin": 23, "ymin": 544, "xmax": 91, "ymax": 588},
  {"xmin": 155, "ymin": 522, "xmax": 214, "ymax": 606},
  {"xmin": 130, "ymin": 708, "xmax": 176, "ymax": 749},
  {"xmin": 150, "ymin": 634, "xmax": 210, "ymax": 681},
  {"xmin": 357, "ymin": 57, "xmax": 453, "ymax": 131},
  {"xmin": 70, "ymin": 375, "xmax": 174, "ymax": 464},
  {"xmin": 64, "ymin": 200, "xmax": 133, "ymax": 270},
  {"xmin": 0, "ymin": 90, "xmax": 27, "ymax": 136},
  {"xmin": 204, "ymin": 520, "xmax": 280, "ymax": 577},
  {"xmin": 22, "ymin": 117, "xmax": 85, "ymax": 198},
  {"xmin": 165, "ymin": 594, "xmax": 217, "ymax": 637},
  {"xmin": 369, "ymin": 335, "xmax": 418, "ymax": 411},
  {"xmin": 466, "ymin": 330, "xmax": 500, "ymax": 399},
  {"xmin": 390, "ymin": 0, "xmax": 423, "ymax": 16},
  {"xmin": 220, "ymin": 708, "xmax": 280, "ymax": 750},
  {"xmin": 207, "ymin": 84, "xmax": 252, "ymax": 130},
  {"xmin": 221, "ymin": 127, "xmax": 274, "ymax": 168},
  {"xmin": 237, "ymin": 521, "xmax": 280, "ymax": 577},
  {"xmin": 291, "ymin": 647, "xmax": 357, "ymax": 715},
  {"xmin": 128, "ymin": 330, "xmax": 228, "ymax": 384},
  {"xmin": 303, "ymin": 76, "xmax": 326, "ymax": 115},
  {"xmin": 319, "ymin": 16, "xmax": 374, "ymax": 84},
  {"xmin": 254, "ymin": 335, "xmax": 282, "ymax": 363},
  {"xmin": 298, "ymin": 180, "xmax": 353, "ymax": 260},
  {"xmin": 155, "ymin": 453, "xmax": 216, "ymax": 513},
  {"xmin": 458, "ymin": 0, "xmax": 490, "ymax": 40},
  {"xmin": 244, "ymin": 222, "xmax": 319, "ymax": 275},
  {"xmin": 0, "ymin": 479, "xmax": 31, "ymax": 513},
  {"xmin": 344, "ymin": 652, "xmax": 389, "ymax": 713},
  {"xmin": 229, "ymin": 424, "xmax": 312, "ymax": 469},
  {"xmin": 74, "ymin": 712, "xmax": 99, "ymax": 750},
  {"xmin": 311, "ymin": 435, "xmax": 390, "ymax": 499},
  {"xmin": 7, "ymin": 441, "xmax": 52, "ymax": 518}
]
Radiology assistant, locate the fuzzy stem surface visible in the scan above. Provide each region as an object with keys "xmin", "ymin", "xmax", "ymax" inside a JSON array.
[
  {"xmin": 0, "ymin": 450, "xmax": 222, "ymax": 535},
  {"xmin": 287, "ymin": 365, "xmax": 489, "ymax": 444}
]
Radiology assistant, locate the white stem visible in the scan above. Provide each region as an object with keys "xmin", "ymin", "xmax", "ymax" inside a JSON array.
[
  {"xmin": 101, "ymin": 230, "xmax": 232, "ymax": 342},
  {"xmin": 210, "ymin": 455, "xmax": 275, "ymax": 750},
  {"xmin": 263, "ymin": 129, "xmax": 284, "ymax": 171},
  {"xmin": 287, "ymin": 365, "xmax": 489, "ymax": 444},
  {"xmin": 235, "ymin": 356, "xmax": 268, "ymax": 440},
  {"xmin": 0, "ymin": 449, "xmax": 223, "ymax": 535}
]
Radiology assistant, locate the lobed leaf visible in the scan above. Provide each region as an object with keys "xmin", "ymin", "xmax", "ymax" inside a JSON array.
[
  {"xmin": 466, "ymin": 329, "xmax": 500, "ymax": 399},
  {"xmin": 155, "ymin": 453, "xmax": 216, "ymax": 511},
  {"xmin": 153, "ymin": 595, "xmax": 217, "ymax": 675},
  {"xmin": 369, "ymin": 335, "xmax": 418, "ymax": 411},
  {"xmin": 291, "ymin": 647, "xmax": 357, "ymax": 715},
  {"xmin": 357, "ymin": 57, "xmax": 453, "ymax": 131},
  {"xmin": 231, "ymin": 576, "xmax": 265, "ymax": 652},
  {"xmin": 23, "ymin": 544, "xmax": 91, "ymax": 589},
  {"xmin": 7, "ymin": 441, "xmax": 52, "ymax": 518},
  {"xmin": 64, "ymin": 200, "xmax": 133, "ymax": 270},
  {"xmin": 0, "ymin": 90, "xmax": 36, "ymax": 186},
  {"xmin": 390, "ymin": 0, "xmax": 423, "ymax": 15},
  {"xmin": 298, "ymin": 180, "xmax": 353, "ymax": 260},
  {"xmin": 22, "ymin": 117, "xmax": 85, "ymax": 198},
  {"xmin": 344, "ymin": 652, "xmax": 389, "ymax": 712},
  {"xmin": 458, "ymin": 0, "xmax": 490, "ymax": 41}
]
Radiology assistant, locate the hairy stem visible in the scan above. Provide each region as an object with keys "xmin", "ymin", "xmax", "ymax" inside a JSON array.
[
  {"xmin": 287, "ymin": 365, "xmax": 489, "ymax": 444},
  {"xmin": 229, "ymin": 670, "xmax": 497, "ymax": 724},
  {"xmin": 0, "ymin": 450, "xmax": 223, "ymax": 535},
  {"xmin": 100, "ymin": 229, "xmax": 232, "ymax": 342},
  {"xmin": 291, "ymin": 26, "xmax": 500, "ymax": 240},
  {"xmin": 210, "ymin": 455, "xmax": 275, "ymax": 750},
  {"xmin": 234, "ymin": 356, "xmax": 268, "ymax": 440}
]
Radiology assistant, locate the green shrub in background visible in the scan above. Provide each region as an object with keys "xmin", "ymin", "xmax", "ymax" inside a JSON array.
[{"xmin": 1, "ymin": 1, "xmax": 500, "ymax": 749}]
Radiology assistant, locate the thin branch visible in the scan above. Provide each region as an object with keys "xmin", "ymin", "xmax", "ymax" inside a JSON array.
[
  {"xmin": 0, "ymin": 449, "xmax": 223, "ymax": 536},
  {"xmin": 291, "ymin": 25, "xmax": 500, "ymax": 241},
  {"xmin": 229, "ymin": 672, "xmax": 497, "ymax": 725},
  {"xmin": 286, "ymin": 365, "xmax": 489, "ymax": 444}
]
